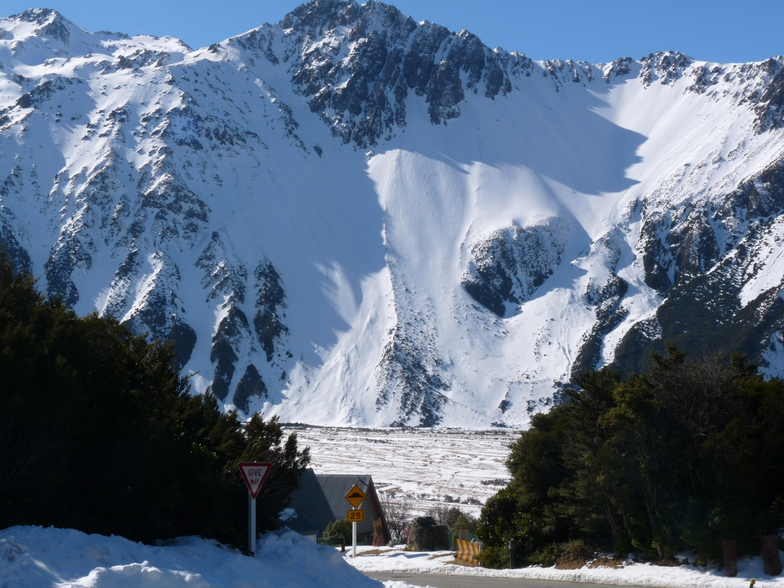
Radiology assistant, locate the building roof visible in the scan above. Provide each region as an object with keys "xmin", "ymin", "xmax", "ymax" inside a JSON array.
[
  {"xmin": 285, "ymin": 470, "xmax": 390, "ymax": 543},
  {"xmin": 285, "ymin": 469, "xmax": 335, "ymax": 536}
]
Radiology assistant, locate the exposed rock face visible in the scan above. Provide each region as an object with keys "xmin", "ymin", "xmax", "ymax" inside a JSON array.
[
  {"xmin": 407, "ymin": 517, "xmax": 449, "ymax": 551},
  {"xmin": 253, "ymin": 260, "xmax": 289, "ymax": 363},
  {"xmin": 196, "ymin": 234, "xmax": 288, "ymax": 405},
  {"xmin": 639, "ymin": 51, "xmax": 693, "ymax": 87},
  {"xmin": 121, "ymin": 252, "xmax": 197, "ymax": 370},
  {"xmin": 462, "ymin": 219, "xmax": 569, "ymax": 317},
  {"xmin": 18, "ymin": 9, "xmax": 71, "ymax": 45},
  {"xmin": 615, "ymin": 158, "xmax": 784, "ymax": 376},
  {"xmin": 571, "ymin": 233, "xmax": 629, "ymax": 378},
  {"xmin": 375, "ymin": 311, "xmax": 449, "ymax": 427},
  {"xmin": 234, "ymin": 365, "xmax": 268, "ymax": 412},
  {"xmin": 280, "ymin": 0, "xmax": 523, "ymax": 147},
  {"xmin": 754, "ymin": 60, "xmax": 784, "ymax": 132}
]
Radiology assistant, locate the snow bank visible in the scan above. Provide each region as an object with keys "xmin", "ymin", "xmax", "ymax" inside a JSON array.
[
  {"xmin": 347, "ymin": 545, "xmax": 784, "ymax": 588},
  {"xmin": 2, "ymin": 526, "xmax": 782, "ymax": 588},
  {"xmin": 0, "ymin": 526, "xmax": 387, "ymax": 588}
]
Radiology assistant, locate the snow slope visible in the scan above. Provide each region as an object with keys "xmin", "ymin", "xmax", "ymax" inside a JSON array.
[{"xmin": 1, "ymin": 2, "xmax": 784, "ymax": 427}]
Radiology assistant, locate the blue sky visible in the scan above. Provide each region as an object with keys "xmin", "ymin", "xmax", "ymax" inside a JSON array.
[{"xmin": 3, "ymin": 0, "xmax": 782, "ymax": 64}]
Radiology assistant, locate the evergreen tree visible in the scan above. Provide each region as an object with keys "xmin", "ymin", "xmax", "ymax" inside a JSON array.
[
  {"xmin": 477, "ymin": 344, "xmax": 784, "ymax": 566},
  {"xmin": 0, "ymin": 251, "xmax": 309, "ymax": 545}
]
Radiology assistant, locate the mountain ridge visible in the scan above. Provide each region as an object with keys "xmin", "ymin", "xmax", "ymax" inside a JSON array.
[{"xmin": 1, "ymin": 1, "xmax": 784, "ymax": 427}]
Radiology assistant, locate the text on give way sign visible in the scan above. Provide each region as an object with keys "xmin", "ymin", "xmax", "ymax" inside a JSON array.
[{"xmin": 238, "ymin": 462, "xmax": 272, "ymax": 499}]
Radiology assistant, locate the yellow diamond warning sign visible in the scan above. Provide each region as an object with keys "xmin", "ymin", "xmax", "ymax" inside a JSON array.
[{"xmin": 344, "ymin": 484, "xmax": 366, "ymax": 508}]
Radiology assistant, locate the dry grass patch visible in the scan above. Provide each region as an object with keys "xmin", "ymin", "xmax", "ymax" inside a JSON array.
[
  {"xmin": 357, "ymin": 549, "xmax": 394, "ymax": 556},
  {"xmin": 553, "ymin": 554, "xmax": 588, "ymax": 570},
  {"xmin": 447, "ymin": 557, "xmax": 479, "ymax": 567},
  {"xmin": 648, "ymin": 557, "xmax": 682, "ymax": 567}
]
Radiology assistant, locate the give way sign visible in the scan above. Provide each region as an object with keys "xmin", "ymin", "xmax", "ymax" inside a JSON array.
[{"xmin": 238, "ymin": 462, "xmax": 272, "ymax": 499}]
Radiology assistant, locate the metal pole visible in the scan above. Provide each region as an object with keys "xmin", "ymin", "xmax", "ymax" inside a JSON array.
[
  {"xmin": 352, "ymin": 520, "xmax": 357, "ymax": 557},
  {"xmin": 249, "ymin": 493, "xmax": 257, "ymax": 556}
]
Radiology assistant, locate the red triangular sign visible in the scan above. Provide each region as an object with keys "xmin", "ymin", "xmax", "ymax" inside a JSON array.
[{"xmin": 238, "ymin": 462, "xmax": 271, "ymax": 499}]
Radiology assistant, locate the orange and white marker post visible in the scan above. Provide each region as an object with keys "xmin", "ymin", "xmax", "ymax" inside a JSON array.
[{"xmin": 238, "ymin": 462, "xmax": 271, "ymax": 555}]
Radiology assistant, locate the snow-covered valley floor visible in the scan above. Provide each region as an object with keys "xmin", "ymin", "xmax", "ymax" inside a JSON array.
[{"xmin": 284, "ymin": 426, "xmax": 519, "ymax": 517}]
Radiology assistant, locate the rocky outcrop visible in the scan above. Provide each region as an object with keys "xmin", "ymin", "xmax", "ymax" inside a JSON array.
[
  {"xmin": 754, "ymin": 60, "xmax": 784, "ymax": 132},
  {"xmin": 639, "ymin": 51, "xmax": 693, "ymax": 87},
  {"xmin": 572, "ymin": 234, "xmax": 629, "ymax": 377},
  {"xmin": 462, "ymin": 219, "xmax": 569, "ymax": 317},
  {"xmin": 407, "ymin": 517, "xmax": 449, "ymax": 551},
  {"xmin": 197, "ymin": 235, "xmax": 289, "ymax": 406},
  {"xmin": 121, "ymin": 252, "xmax": 197, "ymax": 369},
  {"xmin": 278, "ymin": 0, "xmax": 522, "ymax": 147},
  {"xmin": 613, "ymin": 158, "xmax": 784, "ymax": 376},
  {"xmin": 376, "ymin": 258, "xmax": 449, "ymax": 427},
  {"xmin": 253, "ymin": 260, "xmax": 289, "ymax": 363}
]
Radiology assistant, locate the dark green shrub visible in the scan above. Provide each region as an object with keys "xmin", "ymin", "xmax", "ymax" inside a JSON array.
[
  {"xmin": 477, "ymin": 545, "xmax": 509, "ymax": 569},
  {"xmin": 528, "ymin": 539, "xmax": 596, "ymax": 568},
  {"xmin": 322, "ymin": 518, "xmax": 352, "ymax": 544},
  {"xmin": 451, "ymin": 512, "xmax": 477, "ymax": 534}
]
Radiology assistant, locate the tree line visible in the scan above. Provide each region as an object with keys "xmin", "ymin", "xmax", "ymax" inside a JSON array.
[
  {"xmin": 0, "ymin": 251, "xmax": 309, "ymax": 546},
  {"xmin": 477, "ymin": 344, "xmax": 784, "ymax": 567}
]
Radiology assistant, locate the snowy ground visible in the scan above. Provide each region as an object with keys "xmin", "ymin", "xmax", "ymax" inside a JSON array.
[
  {"xmin": 349, "ymin": 545, "xmax": 784, "ymax": 588},
  {"xmin": 0, "ymin": 526, "xmax": 395, "ymax": 588},
  {"xmin": 284, "ymin": 426, "xmax": 519, "ymax": 517},
  {"xmin": 2, "ymin": 526, "xmax": 782, "ymax": 588}
]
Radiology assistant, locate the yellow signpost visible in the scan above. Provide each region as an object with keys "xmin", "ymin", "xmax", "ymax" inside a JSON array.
[{"xmin": 344, "ymin": 484, "xmax": 366, "ymax": 556}]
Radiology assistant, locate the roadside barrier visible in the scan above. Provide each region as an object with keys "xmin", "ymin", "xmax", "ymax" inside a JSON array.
[{"xmin": 455, "ymin": 539, "xmax": 481, "ymax": 565}]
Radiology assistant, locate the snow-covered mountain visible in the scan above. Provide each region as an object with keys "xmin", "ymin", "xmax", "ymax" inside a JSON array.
[{"xmin": 2, "ymin": 0, "xmax": 784, "ymax": 427}]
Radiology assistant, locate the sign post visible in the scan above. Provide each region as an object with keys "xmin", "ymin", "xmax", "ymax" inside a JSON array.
[
  {"xmin": 344, "ymin": 484, "xmax": 366, "ymax": 558},
  {"xmin": 238, "ymin": 462, "xmax": 271, "ymax": 556}
]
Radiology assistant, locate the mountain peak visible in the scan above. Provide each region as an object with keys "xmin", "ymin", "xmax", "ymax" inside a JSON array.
[
  {"xmin": 274, "ymin": 0, "xmax": 520, "ymax": 147},
  {"xmin": 8, "ymin": 8, "xmax": 73, "ymax": 44},
  {"xmin": 0, "ymin": 7, "xmax": 172, "ymax": 64},
  {"xmin": 17, "ymin": 7, "xmax": 64, "ymax": 23},
  {"xmin": 281, "ymin": 0, "xmax": 357, "ymax": 29},
  {"xmin": 639, "ymin": 50, "xmax": 694, "ymax": 86}
]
